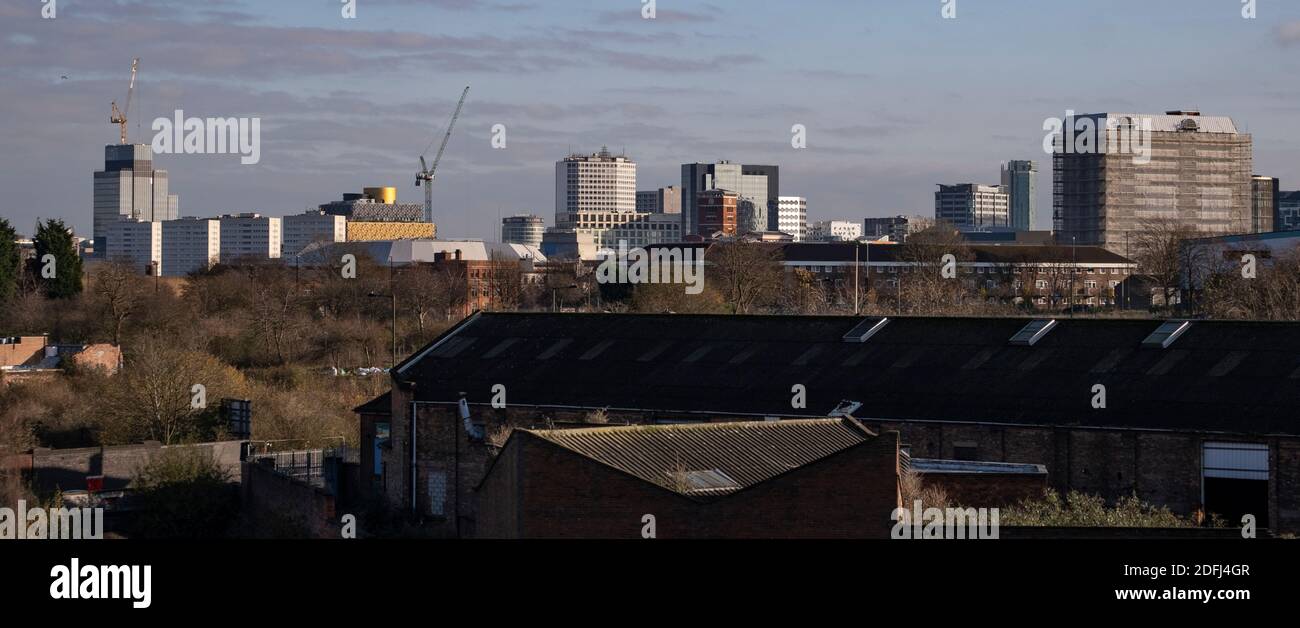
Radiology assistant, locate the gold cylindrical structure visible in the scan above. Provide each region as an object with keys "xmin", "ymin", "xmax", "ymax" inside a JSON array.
[{"xmin": 364, "ymin": 187, "xmax": 398, "ymax": 204}]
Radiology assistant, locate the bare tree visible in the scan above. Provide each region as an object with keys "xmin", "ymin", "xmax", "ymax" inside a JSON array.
[
  {"xmin": 91, "ymin": 260, "xmax": 146, "ymax": 345},
  {"xmin": 708, "ymin": 242, "xmax": 784, "ymax": 314},
  {"xmin": 1129, "ymin": 217, "xmax": 1205, "ymax": 311}
]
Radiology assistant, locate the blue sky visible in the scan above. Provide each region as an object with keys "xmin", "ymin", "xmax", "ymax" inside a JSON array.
[{"xmin": 3, "ymin": 0, "xmax": 1300, "ymax": 239}]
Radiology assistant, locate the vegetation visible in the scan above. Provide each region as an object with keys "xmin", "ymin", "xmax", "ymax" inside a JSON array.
[
  {"xmin": 1000, "ymin": 489, "xmax": 1223, "ymax": 528},
  {"xmin": 128, "ymin": 448, "xmax": 240, "ymax": 539}
]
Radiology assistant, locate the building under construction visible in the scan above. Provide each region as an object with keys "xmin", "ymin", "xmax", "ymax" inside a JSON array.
[{"xmin": 1053, "ymin": 110, "xmax": 1254, "ymax": 255}]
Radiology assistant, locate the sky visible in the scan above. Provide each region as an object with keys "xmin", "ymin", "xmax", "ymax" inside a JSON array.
[{"xmin": 3, "ymin": 0, "xmax": 1300, "ymax": 241}]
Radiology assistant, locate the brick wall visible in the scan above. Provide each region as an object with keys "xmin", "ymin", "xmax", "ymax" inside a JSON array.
[
  {"xmin": 240, "ymin": 461, "xmax": 339, "ymax": 538},
  {"xmin": 478, "ymin": 430, "xmax": 901, "ymax": 539},
  {"xmin": 872, "ymin": 419, "xmax": 1298, "ymax": 533},
  {"xmin": 922, "ymin": 472, "xmax": 1047, "ymax": 507}
]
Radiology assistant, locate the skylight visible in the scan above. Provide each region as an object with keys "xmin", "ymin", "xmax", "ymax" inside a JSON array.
[
  {"xmin": 842, "ymin": 317, "xmax": 889, "ymax": 343},
  {"xmin": 1009, "ymin": 319, "xmax": 1057, "ymax": 346},
  {"xmin": 667, "ymin": 469, "xmax": 740, "ymax": 495},
  {"xmin": 1142, "ymin": 321, "xmax": 1191, "ymax": 349}
]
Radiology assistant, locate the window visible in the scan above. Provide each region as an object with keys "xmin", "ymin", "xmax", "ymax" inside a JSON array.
[
  {"xmin": 373, "ymin": 422, "xmax": 391, "ymax": 477},
  {"xmin": 427, "ymin": 470, "xmax": 448, "ymax": 517}
]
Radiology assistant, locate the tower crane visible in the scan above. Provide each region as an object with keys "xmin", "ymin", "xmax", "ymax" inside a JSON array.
[
  {"xmin": 416, "ymin": 86, "xmax": 469, "ymax": 225},
  {"xmin": 110, "ymin": 58, "xmax": 139, "ymax": 145}
]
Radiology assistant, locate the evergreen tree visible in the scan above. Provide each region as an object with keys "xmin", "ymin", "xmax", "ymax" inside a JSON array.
[
  {"xmin": 0, "ymin": 218, "xmax": 20, "ymax": 302},
  {"xmin": 31, "ymin": 218, "xmax": 83, "ymax": 299}
]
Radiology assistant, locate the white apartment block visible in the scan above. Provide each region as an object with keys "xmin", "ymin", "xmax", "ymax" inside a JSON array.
[
  {"xmin": 161, "ymin": 218, "xmax": 221, "ymax": 277},
  {"xmin": 219, "ymin": 214, "xmax": 282, "ymax": 261},
  {"xmin": 283, "ymin": 211, "xmax": 347, "ymax": 258},
  {"xmin": 103, "ymin": 220, "xmax": 163, "ymax": 275},
  {"xmin": 777, "ymin": 196, "xmax": 808, "ymax": 242},
  {"xmin": 569, "ymin": 211, "xmax": 681, "ymax": 255},
  {"xmin": 555, "ymin": 147, "xmax": 637, "ymax": 226},
  {"xmin": 809, "ymin": 220, "xmax": 862, "ymax": 242}
]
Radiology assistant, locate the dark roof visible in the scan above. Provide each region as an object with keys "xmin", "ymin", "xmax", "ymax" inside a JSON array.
[
  {"xmin": 396, "ymin": 313, "xmax": 1300, "ymax": 436},
  {"xmin": 909, "ymin": 458, "xmax": 1047, "ymax": 475},
  {"xmin": 354, "ymin": 391, "xmax": 391, "ymax": 415},
  {"xmin": 778, "ymin": 242, "xmax": 1133, "ymax": 265},
  {"xmin": 520, "ymin": 418, "xmax": 875, "ymax": 500}
]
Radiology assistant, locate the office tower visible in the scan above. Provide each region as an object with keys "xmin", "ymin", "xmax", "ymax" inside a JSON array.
[
  {"xmin": 1250, "ymin": 176, "xmax": 1278, "ymax": 234},
  {"xmin": 501, "ymin": 214, "xmax": 546, "ymax": 248},
  {"xmin": 1279, "ymin": 191, "xmax": 1300, "ymax": 231},
  {"xmin": 777, "ymin": 196, "xmax": 808, "ymax": 242},
  {"xmin": 681, "ymin": 162, "xmax": 778, "ymax": 237},
  {"xmin": 555, "ymin": 147, "xmax": 637, "ymax": 226},
  {"xmin": 1001, "ymin": 160, "xmax": 1037, "ymax": 231},
  {"xmin": 218, "ymin": 214, "xmax": 281, "ymax": 261},
  {"xmin": 162, "ymin": 217, "xmax": 221, "ymax": 276},
  {"xmin": 935, "ymin": 184, "xmax": 1010, "ymax": 230},
  {"xmin": 1054, "ymin": 110, "xmax": 1253, "ymax": 254},
  {"xmin": 863, "ymin": 215, "xmax": 933, "ymax": 243},
  {"xmin": 93, "ymin": 144, "xmax": 179, "ymax": 253},
  {"xmin": 808, "ymin": 220, "xmax": 862, "ymax": 242},
  {"xmin": 636, "ymin": 186, "xmax": 682, "ymax": 214},
  {"xmin": 103, "ymin": 220, "xmax": 162, "ymax": 275},
  {"xmin": 697, "ymin": 189, "xmax": 739, "ymax": 237},
  {"xmin": 283, "ymin": 211, "xmax": 348, "ymax": 257}
]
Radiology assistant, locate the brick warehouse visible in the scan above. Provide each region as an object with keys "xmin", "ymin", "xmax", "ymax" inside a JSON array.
[
  {"xmin": 476, "ymin": 419, "xmax": 900, "ymax": 539},
  {"xmin": 363, "ymin": 312, "xmax": 1300, "ymax": 536}
]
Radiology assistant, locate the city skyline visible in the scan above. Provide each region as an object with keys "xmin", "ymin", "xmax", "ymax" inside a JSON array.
[{"xmin": 3, "ymin": 0, "xmax": 1300, "ymax": 241}]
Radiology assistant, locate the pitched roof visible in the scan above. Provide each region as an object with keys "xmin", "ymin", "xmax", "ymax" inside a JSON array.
[
  {"xmin": 396, "ymin": 313, "xmax": 1300, "ymax": 436},
  {"xmin": 354, "ymin": 390, "xmax": 391, "ymax": 415},
  {"xmin": 521, "ymin": 418, "xmax": 876, "ymax": 500}
]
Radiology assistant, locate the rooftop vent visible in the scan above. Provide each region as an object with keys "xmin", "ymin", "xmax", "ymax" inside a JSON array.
[
  {"xmin": 1142, "ymin": 320, "xmax": 1191, "ymax": 349},
  {"xmin": 842, "ymin": 317, "xmax": 889, "ymax": 343},
  {"xmin": 1010, "ymin": 319, "xmax": 1057, "ymax": 346}
]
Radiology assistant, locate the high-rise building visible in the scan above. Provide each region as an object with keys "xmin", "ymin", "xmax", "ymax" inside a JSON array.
[
  {"xmin": 636, "ymin": 186, "xmax": 682, "ymax": 214},
  {"xmin": 1279, "ymin": 191, "xmax": 1300, "ymax": 231},
  {"xmin": 283, "ymin": 211, "xmax": 347, "ymax": 257},
  {"xmin": 93, "ymin": 144, "xmax": 178, "ymax": 253},
  {"xmin": 1251, "ymin": 176, "xmax": 1278, "ymax": 234},
  {"xmin": 1001, "ymin": 160, "xmax": 1037, "ymax": 231},
  {"xmin": 501, "ymin": 214, "xmax": 546, "ymax": 248},
  {"xmin": 1054, "ymin": 110, "xmax": 1253, "ymax": 254},
  {"xmin": 218, "ymin": 214, "xmax": 281, "ymax": 261},
  {"xmin": 808, "ymin": 220, "xmax": 862, "ymax": 242},
  {"xmin": 555, "ymin": 147, "xmax": 637, "ymax": 226},
  {"xmin": 161, "ymin": 217, "xmax": 220, "ymax": 277},
  {"xmin": 681, "ymin": 162, "xmax": 778, "ymax": 237},
  {"xmin": 697, "ymin": 189, "xmax": 739, "ymax": 238},
  {"xmin": 935, "ymin": 184, "xmax": 1010, "ymax": 230},
  {"xmin": 863, "ymin": 215, "xmax": 933, "ymax": 243},
  {"xmin": 777, "ymin": 196, "xmax": 808, "ymax": 242},
  {"xmin": 103, "ymin": 220, "xmax": 162, "ymax": 275}
]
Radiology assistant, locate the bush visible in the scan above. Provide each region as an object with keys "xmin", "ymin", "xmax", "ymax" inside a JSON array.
[
  {"xmin": 1000, "ymin": 489, "xmax": 1216, "ymax": 528},
  {"xmin": 128, "ymin": 448, "xmax": 238, "ymax": 539}
]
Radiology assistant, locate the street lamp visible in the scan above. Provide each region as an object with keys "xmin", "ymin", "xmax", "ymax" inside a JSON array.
[{"xmin": 367, "ymin": 290, "xmax": 397, "ymax": 369}]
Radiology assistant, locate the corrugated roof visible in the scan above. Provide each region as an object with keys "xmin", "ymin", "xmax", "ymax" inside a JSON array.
[
  {"xmin": 524, "ymin": 418, "xmax": 875, "ymax": 499},
  {"xmin": 400, "ymin": 313, "xmax": 1300, "ymax": 435}
]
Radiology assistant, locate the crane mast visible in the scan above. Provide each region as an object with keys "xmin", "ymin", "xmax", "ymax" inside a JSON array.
[
  {"xmin": 416, "ymin": 86, "xmax": 469, "ymax": 225},
  {"xmin": 110, "ymin": 58, "xmax": 139, "ymax": 145}
]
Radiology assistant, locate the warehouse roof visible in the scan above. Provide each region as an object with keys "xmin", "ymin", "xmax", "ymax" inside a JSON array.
[
  {"xmin": 394, "ymin": 313, "xmax": 1300, "ymax": 435},
  {"xmin": 518, "ymin": 418, "xmax": 876, "ymax": 500}
]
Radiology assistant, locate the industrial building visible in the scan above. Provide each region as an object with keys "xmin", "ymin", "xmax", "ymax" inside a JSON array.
[{"xmin": 362, "ymin": 312, "xmax": 1300, "ymax": 537}]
